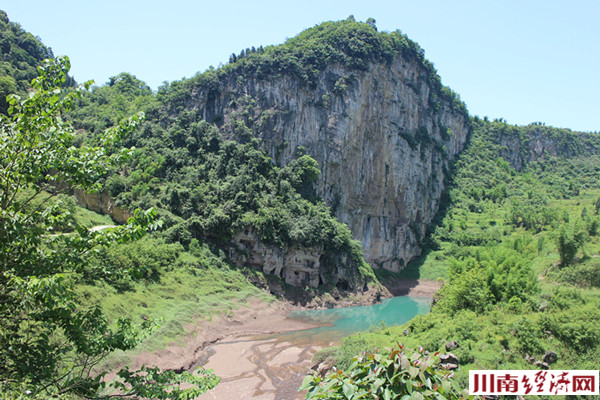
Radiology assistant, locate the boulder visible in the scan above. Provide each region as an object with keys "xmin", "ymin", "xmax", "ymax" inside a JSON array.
[
  {"xmin": 534, "ymin": 360, "xmax": 549, "ymax": 370},
  {"xmin": 524, "ymin": 354, "xmax": 535, "ymax": 364},
  {"xmin": 316, "ymin": 363, "xmax": 331, "ymax": 378},
  {"xmin": 443, "ymin": 363, "xmax": 459, "ymax": 370},
  {"xmin": 439, "ymin": 353, "xmax": 459, "ymax": 366},
  {"xmin": 543, "ymin": 350, "xmax": 557, "ymax": 364},
  {"xmin": 445, "ymin": 340, "xmax": 459, "ymax": 351}
]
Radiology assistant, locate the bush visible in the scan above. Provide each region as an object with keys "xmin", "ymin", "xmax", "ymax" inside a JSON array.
[
  {"xmin": 557, "ymin": 226, "xmax": 586, "ymax": 266},
  {"xmin": 301, "ymin": 346, "xmax": 467, "ymax": 399}
]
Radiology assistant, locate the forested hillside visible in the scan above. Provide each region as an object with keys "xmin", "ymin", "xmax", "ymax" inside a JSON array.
[
  {"xmin": 68, "ymin": 71, "xmax": 377, "ymax": 292},
  {"xmin": 63, "ymin": 17, "xmax": 471, "ymax": 292},
  {"xmin": 315, "ymin": 118, "xmax": 600, "ymax": 398},
  {"xmin": 154, "ymin": 18, "xmax": 471, "ymax": 272},
  {"xmin": 0, "ymin": 10, "xmax": 59, "ymax": 114}
]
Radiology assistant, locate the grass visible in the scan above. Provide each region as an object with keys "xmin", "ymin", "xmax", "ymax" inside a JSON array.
[
  {"xmin": 76, "ymin": 238, "xmax": 276, "ymax": 371},
  {"xmin": 73, "ymin": 205, "xmax": 115, "ymax": 227}
]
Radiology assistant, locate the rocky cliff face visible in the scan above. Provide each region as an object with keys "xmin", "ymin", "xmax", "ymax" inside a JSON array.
[
  {"xmin": 183, "ymin": 55, "xmax": 470, "ymax": 271},
  {"xmin": 495, "ymin": 127, "xmax": 599, "ymax": 171},
  {"xmin": 74, "ymin": 189, "xmax": 132, "ymax": 224},
  {"xmin": 228, "ymin": 229, "xmax": 361, "ymax": 289}
]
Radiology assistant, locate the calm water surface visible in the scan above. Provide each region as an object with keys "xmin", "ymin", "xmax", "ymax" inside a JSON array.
[{"xmin": 273, "ymin": 296, "xmax": 432, "ymax": 345}]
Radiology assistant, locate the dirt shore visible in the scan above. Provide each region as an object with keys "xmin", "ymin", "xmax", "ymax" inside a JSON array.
[
  {"xmin": 128, "ymin": 279, "xmax": 442, "ymax": 399},
  {"xmin": 131, "ymin": 299, "xmax": 322, "ymax": 373},
  {"xmin": 381, "ymin": 278, "xmax": 443, "ymax": 297}
]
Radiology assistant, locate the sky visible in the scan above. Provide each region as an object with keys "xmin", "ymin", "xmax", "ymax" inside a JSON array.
[{"xmin": 2, "ymin": 0, "xmax": 599, "ymax": 132}]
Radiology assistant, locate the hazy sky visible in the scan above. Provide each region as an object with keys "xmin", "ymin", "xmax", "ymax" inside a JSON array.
[{"xmin": 3, "ymin": 0, "xmax": 599, "ymax": 132}]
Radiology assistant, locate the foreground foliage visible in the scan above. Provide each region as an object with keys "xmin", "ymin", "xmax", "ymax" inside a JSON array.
[
  {"xmin": 301, "ymin": 346, "xmax": 467, "ymax": 400},
  {"xmin": 0, "ymin": 57, "xmax": 217, "ymax": 398}
]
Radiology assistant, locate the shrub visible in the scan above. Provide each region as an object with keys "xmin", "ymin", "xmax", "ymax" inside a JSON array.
[{"xmin": 301, "ymin": 346, "xmax": 467, "ymax": 399}]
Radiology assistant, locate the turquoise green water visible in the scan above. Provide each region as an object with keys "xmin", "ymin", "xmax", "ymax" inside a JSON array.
[{"xmin": 273, "ymin": 296, "xmax": 432, "ymax": 344}]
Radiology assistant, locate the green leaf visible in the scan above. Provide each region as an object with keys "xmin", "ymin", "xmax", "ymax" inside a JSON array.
[
  {"xmin": 409, "ymin": 366, "xmax": 419, "ymax": 379},
  {"xmin": 342, "ymin": 381, "xmax": 356, "ymax": 398},
  {"xmin": 441, "ymin": 380, "xmax": 451, "ymax": 393},
  {"xmin": 401, "ymin": 355, "xmax": 411, "ymax": 371},
  {"xmin": 410, "ymin": 392, "xmax": 424, "ymax": 400},
  {"xmin": 383, "ymin": 387, "xmax": 392, "ymax": 400},
  {"xmin": 300, "ymin": 374, "xmax": 316, "ymax": 391}
]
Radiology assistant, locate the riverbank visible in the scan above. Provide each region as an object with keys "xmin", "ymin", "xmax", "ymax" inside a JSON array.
[
  {"xmin": 381, "ymin": 278, "xmax": 443, "ymax": 297},
  {"xmin": 127, "ymin": 279, "xmax": 442, "ymax": 399},
  {"xmin": 130, "ymin": 299, "xmax": 322, "ymax": 373}
]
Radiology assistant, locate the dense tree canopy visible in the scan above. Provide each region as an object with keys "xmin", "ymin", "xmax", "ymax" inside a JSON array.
[
  {"xmin": 0, "ymin": 11, "xmax": 57, "ymax": 114},
  {"xmin": 0, "ymin": 56, "xmax": 218, "ymax": 399}
]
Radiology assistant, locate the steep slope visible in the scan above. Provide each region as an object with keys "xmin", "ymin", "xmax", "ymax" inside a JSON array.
[
  {"xmin": 4, "ymin": 16, "xmax": 471, "ymax": 289},
  {"xmin": 160, "ymin": 18, "xmax": 471, "ymax": 271},
  {"xmin": 489, "ymin": 121, "xmax": 599, "ymax": 170},
  {"xmin": 324, "ymin": 119, "xmax": 600, "ymax": 388}
]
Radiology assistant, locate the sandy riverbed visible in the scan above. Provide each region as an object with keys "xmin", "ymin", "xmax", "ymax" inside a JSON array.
[{"xmin": 129, "ymin": 279, "xmax": 441, "ymax": 399}]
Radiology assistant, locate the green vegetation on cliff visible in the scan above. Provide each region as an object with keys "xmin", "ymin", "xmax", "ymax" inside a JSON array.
[
  {"xmin": 160, "ymin": 17, "xmax": 467, "ymax": 118},
  {"xmin": 65, "ymin": 31, "xmax": 377, "ymax": 291},
  {"xmin": 2, "ymin": 10, "xmax": 599, "ymax": 399}
]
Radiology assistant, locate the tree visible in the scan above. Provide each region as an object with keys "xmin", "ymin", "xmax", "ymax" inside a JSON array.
[
  {"xmin": 0, "ymin": 57, "xmax": 218, "ymax": 398},
  {"xmin": 557, "ymin": 225, "xmax": 587, "ymax": 266},
  {"xmin": 366, "ymin": 17, "xmax": 377, "ymax": 31}
]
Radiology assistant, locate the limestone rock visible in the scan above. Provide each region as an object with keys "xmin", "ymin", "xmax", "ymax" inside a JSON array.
[
  {"xmin": 445, "ymin": 340, "xmax": 459, "ymax": 351},
  {"xmin": 439, "ymin": 353, "xmax": 459, "ymax": 367},
  {"xmin": 534, "ymin": 360, "xmax": 549, "ymax": 370},
  {"xmin": 228, "ymin": 228, "xmax": 357, "ymax": 288},
  {"xmin": 314, "ymin": 362, "xmax": 331, "ymax": 378},
  {"xmin": 524, "ymin": 354, "xmax": 535, "ymax": 364},
  {"xmin": 185, "ymin": 55, "xmax": 470, "ymax": 272},
  {"xmin": 497, "ymin": 129, "xmax": 598, "ymax": 171},
  {"xmin": 73, "ymin": 189, "xmax": 131, "ymax": 224}
]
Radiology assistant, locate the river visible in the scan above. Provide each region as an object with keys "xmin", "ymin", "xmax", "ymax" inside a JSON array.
[{"xmin": 199, "ymin": 296, "xmax": 432, "ymax": 400}]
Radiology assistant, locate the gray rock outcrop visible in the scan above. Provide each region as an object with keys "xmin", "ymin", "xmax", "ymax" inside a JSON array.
[
  {"xmin": 228, "ymin": 229, "xmax": 358, "ymax": 289},
  {"xmin": 74, "ymin": 189, "xmax": 131, "ymax": 224},
  {"xmin": 185, "ymin": 55, "xmax": 470, "ymax": 272}
]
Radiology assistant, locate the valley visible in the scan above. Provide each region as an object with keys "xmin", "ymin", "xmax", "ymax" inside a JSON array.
[{"xmin": 1, "ymin": 10, "xmax": 599, "ymax": 400}]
